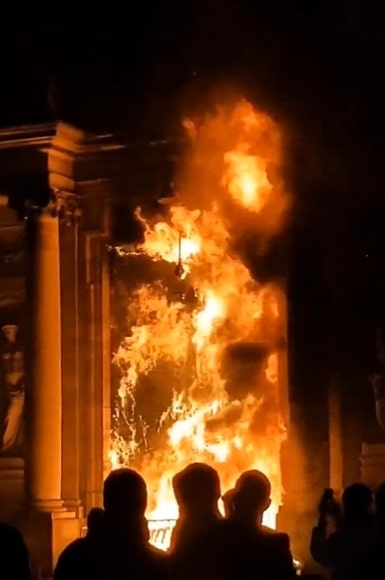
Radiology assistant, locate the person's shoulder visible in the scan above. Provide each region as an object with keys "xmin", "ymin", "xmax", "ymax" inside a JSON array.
[
  {"xmin": 259, "ymin": 527, "xmax": 290, "ymax": 547},
  {"xmin": 0, "ymin": 520, "xmax": 21, "ymax": 535},
  {"xmin": 208, "ymin": 518, "xmax": 230, "ymax": 532},
  {"xmin": 58, "ymin": 537, "xmax": 87, "ymax": 561},
  {"xmin": 145, "ymin": 543, "xmax": 171, "ymax": 569},
  {"xmin": 204, "ymin": 519, "xmax": 252, "ymax": 552},
  {"xmin": 260, "ymin": 525, "xmax": 288, "ymax": 539},
  {"xmin": 201, "ymin": 518, "xmax": 235, "ymax": 542},
  {"xmin": 0, "ymin": 520, "xmax": 17, "ymax": 534},
  {"xmin": 63, "ymin": 537, "xmax": 86, "ymax": 551},
  {"xmin": 147, "ymin": 544, "xmax": 169, "ymax": 559},
  {"xmin": 0, "ymin": 520, "xmax": 26, "ymax": 546},
  {"xmin": 143, "ymin": 545, "xmax": 170, "ymax": 579},
  {"xmin": 54, "ymin": 538, "xmax": 91, "ymax": 580}
]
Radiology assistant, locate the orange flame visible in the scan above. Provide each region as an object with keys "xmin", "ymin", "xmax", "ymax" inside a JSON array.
[
  {"xmin": 111, "ymin": 99, "xmax": 289, "ymax": 549},
  {"xmin": 223, "ymin": 148, "xmax": 272, "ymax": 212}
]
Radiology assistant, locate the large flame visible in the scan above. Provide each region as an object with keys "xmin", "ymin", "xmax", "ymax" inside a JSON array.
[{"xmin": 110, "ymin": 99, "xmax": 289, "ymax": 549}]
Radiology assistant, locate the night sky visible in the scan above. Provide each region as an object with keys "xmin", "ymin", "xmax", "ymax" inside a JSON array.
[{"xmin": 1, "ymin": 0, "xmax": 385, "ymax": 443}]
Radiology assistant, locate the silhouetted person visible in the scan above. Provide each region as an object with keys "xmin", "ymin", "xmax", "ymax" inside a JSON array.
[
  {"xmin": 354, "ymin": 481, "xmax": 385, "ymax": 579},
  {"xmin": 222, "ymin": 488, "xmax": 236, "ymax": 519},
  {"xmin": 232, "ymin": 470, "xmax": 272, "ymax": 526},
  {"xmin": 170, "ymin": 462, "xmax": 222, "ymax": 556},
  {"xmin": 311, "ymin": 483, "xmax": 376, "ymax": 580},
  {"xmin": 230, "ymin": 469, "xmax": 296, "ymax": 580},
  {"xmin": 172, "ymin": 466, "xmax": 295, "ymax": 580},
  {"xmin": 0, "ymin": 518, "xmax": 31, "ymax": 579},
  {"xmin": 54, "ymin": 468, "xmax": 168, "ymax": 580},
  {"xmin": 86, "ymin": 507, "xmax": 105, "ymax": 542},
  {"xmin": 375, "ymin": 481, "xmax": 385, "ymax": 533},
  {"xmin": 170, "ymin": 463, "xmax": 225, "ymax": 579},
  {"xmin": 316, "ymin": 488, "xmax": 342, "ymax": 538}
]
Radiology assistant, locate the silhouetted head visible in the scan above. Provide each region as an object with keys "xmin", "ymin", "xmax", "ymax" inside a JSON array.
[
  {"xmin": 103, "ymin": 468, "xmax": 147, "ymax": 523},
  {"xmin": 87, "ymin": 507, "xmax": 105, "ymax": 538},
  {"xmin": 172, "ymin": 463, "xmax": 221, "ymax": 516},
  {"xmin": 233, "ymin": 470, "xmax": 271, "ymax": 524},
  {"xmin": 375, "ymin": 482, "xmax": 385, "ymax": 527},
  {"xmin": 342, "ymin": 483, "xmax": 373, "ymax": 522},
  {"xmin": 222, "ymin": 488, "xmax": 236, "ymax": 519}
]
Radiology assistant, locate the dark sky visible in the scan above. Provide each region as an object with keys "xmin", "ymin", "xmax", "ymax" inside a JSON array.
[
  {"xmin": 2, "ymin": 1, "xmax": 382, "ymax": 129},
  {"xmin": 1, "ymin": 0, "xmax": 385, "ymax": 399}
]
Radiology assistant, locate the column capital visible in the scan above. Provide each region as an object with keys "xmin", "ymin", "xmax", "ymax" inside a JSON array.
[
  {"xmin": 48, "ymin": 189, "xmax": 82, "ymax": 226},
  {"xmin": 47, "ymin": 122, "xmax": 121, "ymax": 234}
]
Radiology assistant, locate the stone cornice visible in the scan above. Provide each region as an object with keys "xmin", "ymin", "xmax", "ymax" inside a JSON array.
[
  {"xmin": 50, "ymin": 123, "xmax": 125, "ymax": 156},
  {"xmin": 0, "ymin": 123, "xmax": 56, "ymax": 150},
  {"xmin": 0, "ymin": 122, "xmax": 123, "ymax": 155},
  {"xmin": 0, "ymin": 223, "xmax": 24, "ymax": 231},
  {"xmin": 0, "ymin": 122, "xmax": 184, "ymax": 159}
]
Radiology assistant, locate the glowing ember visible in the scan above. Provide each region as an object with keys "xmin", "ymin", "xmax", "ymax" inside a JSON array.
[{"xmin": 110, "ymin": 99, "xmax": 289, "ymax": 549}]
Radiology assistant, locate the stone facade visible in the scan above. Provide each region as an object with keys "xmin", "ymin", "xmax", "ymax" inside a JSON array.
[
  {"xmin": 0, "ymin": 119, "xmax": 188, "ymax": 574},
  {"xmin": 0, "ymin": 122, "xmax": 121, "ymax": 575}
]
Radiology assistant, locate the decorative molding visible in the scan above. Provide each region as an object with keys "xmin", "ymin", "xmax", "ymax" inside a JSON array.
[
  {"xmin": 0, "ymin": 457, "xmax": 24, "ymax": 470},
  {"xmin": 0, "ymin": 123, "xmax": 55, "ymax": 150},
  {"xmin": 0, "ymin": 222, "xmax": 23, "ymax": 230},
  {"xmin": 51, "ymin": 122, "xmax": 125, "ymax": 155},
  {"xmin": 49, "ymin": 189, "xmax": 82, "ymax": 226},
  {"xmin": 0, "ymin": 225, "xmax": 25, "ymax": 271},
  {"xmin": 1, "ymin": 250, "xmax": 23, "ymax": 264},
  {"xmin": 0, "ymin": 290, "xmax": 25, "ymax": 308}
]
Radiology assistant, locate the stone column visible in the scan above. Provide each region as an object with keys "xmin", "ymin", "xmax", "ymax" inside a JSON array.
[
  {"xmin": 23, "ymin": 198, "xmax": 82, "ymax": 578},
  {"xmin": 47, "ymin": 123, "xmax": 117, "ymax": 513},
  {"xmin": 27, "ymin": 206, "xmax": 64, "ymax": 511},
  {"xmin": 57, "ymin": 193, "xmax": 82, "ymax": 513},
  {"xmin": 328, "ymin": 374, "xmax": 343, "ymax": 495}
]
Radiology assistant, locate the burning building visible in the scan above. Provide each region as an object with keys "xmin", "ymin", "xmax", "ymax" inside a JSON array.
[
  {"xmin": 0, "ymin": 99, "xmax": 298, "ymax": 575},
  {"xmin": 0, "ymin": 86, "xmax": 382, "ymax": 576},
  {"xmin": 109, "ymin": 100, "xmax": 290, "ymax": 547}
]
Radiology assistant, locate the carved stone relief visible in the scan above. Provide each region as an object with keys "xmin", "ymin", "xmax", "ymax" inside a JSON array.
[
  {"xmin": 0, "ymin": 205, "xmax": 25, "ymax": 278},
  {"xmin": 0, "ymin": 319, "xmax": 25, "ymax": 457},
  {"xmin": 0, "ymin": 208, "xmax": 26, "ymax": 457}
]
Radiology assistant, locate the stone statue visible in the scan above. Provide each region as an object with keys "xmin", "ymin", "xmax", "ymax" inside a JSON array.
[
  {"xmin": 1, "ymin": 324, "xmax": 25, "ymax": 454},
  {"xmin": 372, "ymin": 329, "xmax": 385, "ymax": 430}
]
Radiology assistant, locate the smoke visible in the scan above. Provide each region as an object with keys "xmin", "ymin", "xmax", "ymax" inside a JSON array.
[{"xmin": 221, "ymin": 342, "xmax": 269, "ymax": 399}]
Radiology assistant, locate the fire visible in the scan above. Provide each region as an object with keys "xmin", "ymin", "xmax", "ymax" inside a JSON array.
[
  {"xmin": 136, "ymin": 206, "xmax": 202, "ymax": 269},
  {"xmin": 223, "ymin": 149, "xmax": 271, "ymax": 211},
  {"xmin": 110, "ymin": 99, "xmax": 289, "ymax": 550}
]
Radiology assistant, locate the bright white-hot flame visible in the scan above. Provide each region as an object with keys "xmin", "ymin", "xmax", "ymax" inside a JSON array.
[
  {"xmin": 223, "ymin": 148, "xmax": 272, "ymax": 212},
  {"xmin": 265, "ymin": 353, "xmax": 279, "ymax": 384},
  {"xmin": 111, "ymin": 99, "xmax": 289, "ymax": 549},
  {"xmin": 193, "ymin": 293, "xmax": 224, "ymax": 351}
]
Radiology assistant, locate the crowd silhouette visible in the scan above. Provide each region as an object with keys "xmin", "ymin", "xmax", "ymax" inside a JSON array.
[{"xmin": 1, "ymin": 464, "xmax": 385, "ymax": 579}]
